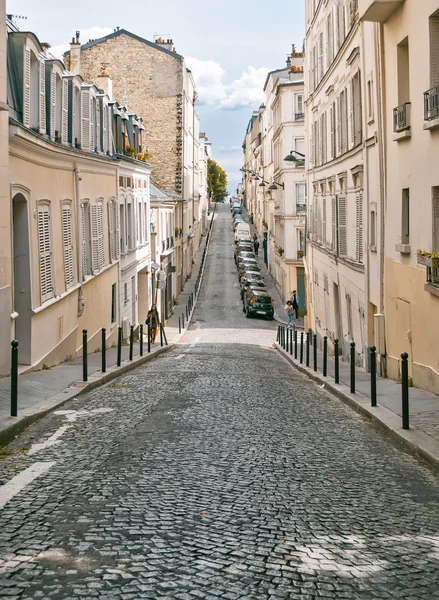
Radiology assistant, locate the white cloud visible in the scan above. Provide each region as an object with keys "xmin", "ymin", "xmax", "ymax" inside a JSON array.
[
  {"xmin": 186, "ymin": 57, "xmax": 268, "ymax": 111},
  {"xmin": 50, "ymin": 27, "xmax": 114, "ymax": 61}
]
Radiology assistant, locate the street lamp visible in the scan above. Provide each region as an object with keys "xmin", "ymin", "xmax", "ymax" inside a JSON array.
[
  {"xmin": 284, "ymin": 150, "xmax": 305, "ymax": 162},
  {"xmin": 268, "ymin": 181, "xmax": 285, "ymax": 191}
]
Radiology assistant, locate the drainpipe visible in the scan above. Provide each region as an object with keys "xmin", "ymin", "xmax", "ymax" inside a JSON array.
[{"xmin": 73, "ymin": 164, "xmax": 86, "ymax": 318}]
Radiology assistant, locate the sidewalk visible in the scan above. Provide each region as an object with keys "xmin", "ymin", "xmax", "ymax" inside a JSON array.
[
  {"xmin": 276, "ymin": 336, "xmax": 439, "ymax": 471},
  {"xmin": 0, "ymin": 210, "xmax": 216, "ymax": 448}
]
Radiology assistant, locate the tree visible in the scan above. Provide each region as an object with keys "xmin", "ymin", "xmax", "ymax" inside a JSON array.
[{"xmin": 207, "ymin": 158, "xmax": 228, "ymax": 203}]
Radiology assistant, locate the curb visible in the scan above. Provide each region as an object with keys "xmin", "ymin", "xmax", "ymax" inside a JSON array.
[{"xmin": 276, "ymin": 344, "xmax": 439, "ymax": 474}]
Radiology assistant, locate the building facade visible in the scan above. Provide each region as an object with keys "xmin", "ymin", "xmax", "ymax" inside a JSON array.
[
  {"xmin": 360, "ymin": 0, "xmax": 439, "ymax": 392},
  {"xmin": 305, "ymin": 0, "xmax": 384, "ymax": 367},
  {"xmin": 198, "ymin": 132, "xmax": 212, "ymax": 232}
]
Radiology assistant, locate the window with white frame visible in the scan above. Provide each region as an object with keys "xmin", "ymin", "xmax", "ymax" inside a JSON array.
[
  {"xmin": 37, "ymin": 202, "xmax": 54, "ymax": 303},
  {"xmin": 90, "ymin": 200, "xmax": 105, "ymax": 273},
  {"xmin": 296, "ymin": 183, "xmax": 306, "ymax": 212},
  {"xmin": 295, "ymin": 94, "xmax": 304, "ymax": 121},
  {"xmin": 61, "ymin": 200, "xmax": 76, "ymax": 290},
  {"xmin": 81, "ymin": 201, "xmax": 92, "ymax": 277},
  {"xmin": 108, "ymin": 198, "xmax": 119, "ymax": 262}
]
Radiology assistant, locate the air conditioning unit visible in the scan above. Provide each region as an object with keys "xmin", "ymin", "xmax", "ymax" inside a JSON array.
[{"xmin": 122, "ymin": 317, "xmax": 130, "ymax": 339}]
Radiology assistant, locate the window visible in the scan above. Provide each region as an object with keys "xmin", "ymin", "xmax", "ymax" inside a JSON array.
[
  {"xmin": 401, "ymin": 189, "xmax": 410, "ymax": 245},
  {"xmin": 295, "ymin": 94, "xmax": 304, "ymax": 120},
  {"xmin": 327, "ymin": 12, "xmax": 334, "ymax": 67},
  {"xmin": 111, "ymin": 283, "xmax": 117, "ymax": 323},
  {"xmin": 90, "ymin": 201, "xmax": 105, "ymax": 273},
  {"xmin": 370, "ymin": 209, "xmax": 377, "ymax": 249},
  {"xmin": 119, "ymin": 203, "xmax": 126, "ymax": 254},
  {"xmin": 397, "ymin": 37, "xmax": 410, "ymax": 106},
  {"xmin": 61, "ymin": 201, "xmax": 75, "ymax": 290},
  {"xmin": 331, "ymin": 196, "xmax": 336, "ymax": 250},
  {"xmin": 298, "ymin": 229, "xmax": 305, "ymax": 254},
  {"xmin": 323, "ymin": 197, "xmax": 327, "ymax": 247},
  {"xmin": 24, "ymin": 49, "xmax": 45, "ymax": 132},
  {"xmin": 430, "ymin": 15, "xmax": 439, "ymax": 87},
  {"xmin": 345, "ymin": 292, "xmax": 353, "ymax": 339},
  {"xmin": 127, "ymin": 201, "xmax": 133, "ymax": 250},
  {"xmin": 352, "ymin": 72, "xmax": 362, "ymax": 146},
  {"xmin": 108, "ymin": 198, "xmax": 119, "ymax": 262},
  {"xmin": 81, "ymin": 88, "xmax": 91, "ymax": 151},
  {"xmin": 37, "ymin": 203, "xmax": 54, "ymax": 303},
  {"xmin": 367, "ymin": 78, "xmax": 374, "ymax": 122},
  {"xmin": 124, "ymin": 282, "xmax": 128, "ymax": 305},
  {"xmin": 296, "ymin": 183, "xmax": 306, "ymax": 212},
  {"xmin": 337, "ymin": 195, "xmax": 347, "ymax": 257},
  {"xmin": 356, "ymin": 192, "xmax": 364, "ymax": 263},
  {"xmin": 81, "ymin": 202, "xmax": 92, "ymax": 277}
]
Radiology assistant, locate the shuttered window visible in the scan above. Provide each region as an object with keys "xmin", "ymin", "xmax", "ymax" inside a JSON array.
[
  {"xmin": 39, "ymin": 59, "xmax": 46, "ymax": 133},
  {"xmin": 102, "ymin": 101, "xmax": 108, "ymax": 154},
  {"xmin": 430, "ymin": 17, "xmax": 439, "ymax": 87},
  {"xmin": 350, "ymin": 79, "xmax": 355, "ymax": 149},
  {"xmin": 338, "ymin": 195, "xmax": 347, "ymax": 257},
  {"xmin": 323, "ymin": 197, "xmax": 327, "ymax": 247},
  {"xmin": 96, "ymin": 98, "xmax": 101, "ymax": 152},
  {"xmin": 62, "ymin": 202, "xmax": 75, "ymax": 289},
  {"xmin": 61, "ymin": 79, "xmax": 68, "ymax": 144},
  {"xmin": 50, "ymin": 71, "xmax": 56, "ymax": 140},
  {"xmin": 336, "ymin": 96, "xmax": 341, "ymax": 156},
  {"xmin": 356, "ymin": 192, "xmax": 364, "ymax": 263},
  {"xmin": 331, "ymin": 197, "xmax": 336, "ymax": 250},
  {"xmin": 433, "ymin": 187, "xmax": 439, "ymax": 253},
  {"xmin": 90, "ymin": 202, "xmax": 106, "ymax": 274},
  {"xmin": 23, "ymin": 48, "xmax": 31, "ymax": 127},
  {"xmin": 330, "ymin": 104, "xmax": 335, "ymax": 160},
  {"xmin": 37, "ymin": 203, "xmax": 54, "ymax": 303},
  {"xmin": 327, "ymin": 12, "xmax": 334, "ymax": 66},
  {"xmin": 81, "ymin": 89, "xmax": 91, "ymax": 151},
  {"xmin": 108, "ymin": 200, "xmax": 115, "ymax": 262}
]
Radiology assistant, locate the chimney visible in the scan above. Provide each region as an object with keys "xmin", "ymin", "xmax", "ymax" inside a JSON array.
[
  {"xmin": 155, "ymin": 37, "xmax": 176, "ymax": 53},
  {"xmin": 70, "ymin": 31, "xmax": 81, "ymax": 74},
  {"xmin": 97, "ymin": 64, "xmax": 113, "ymax": 98},
  {"xmin": 41, "ymin": 42, "xmax": 51, "ymax": 56}
]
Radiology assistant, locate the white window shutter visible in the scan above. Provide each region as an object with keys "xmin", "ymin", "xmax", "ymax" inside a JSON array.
[
  {"xmin": 97, "ymin": 202, "xmax": 105, "ymax": 269},
  {"xmin": 90, "ymin": 204, "xmax": 99, "ymax": 273},
  {"xmin": 323, "ymin": 197, "xmax": 327, "ymax": 246},
  {"xmin": 337, "ymin": 96, "xmax": 341, "ymax": 156},
  {"xmin": 81, "ymin": 205, "xmax": 87, "ymax": 277},
  {"xmin": 37, "ymin": 204, "xmax": 53, "ymax": 303},
  {"xmin": 72, "ymin": 86, "xmax": 77, "ymax": 145},
  {"xmin": 329, "ymin": 105, "xmax": 334, "ymax": 160},
  {"xmin": 81, "ymin": 89, "xmax": 91, "ymax": 151},
  {"xmin": 39, "ymin": 59, "xmax": 46, "ymax": 134},
  {"xmin": 356, "ymin": 191, "xmax": 364, "ymax": 263},
  {"xmin": 350, "ymin": 79, "xmax": 355, "ymax": 149},
  {"xmin": 62, "ymin": 204, "xmax": 75, "ymax": 289},
  {"xmin": 344, "ymin": 88, "xmax": 349, "ymax": 153},
  {"xmin": 96, "ymin": 99, "xmax": 101, "ymax": 152},
  {"xmin": 338, "ymin": 196, "xmax": 347, "ymax": 257},
  {"xmin": 102, "ymin": 102, "xmax": 108, "ymax": 154},
  {"xmin": 50, "ymin": 71, "xmax": 56, "ymax": 140},
  {"xmin": 23, "ymin": 48, "xmax": 31, "ymax": 127},
  {"xmin": 115, "ymin": 201, "xmax": 120, "ymax": 258},
  {"xmin": 61, "ymin": 79, "xmax": 68, "ymax": 145},
  {"xmin": 331, "ymin": 196, "xmax": 336, "ymax": 250}
]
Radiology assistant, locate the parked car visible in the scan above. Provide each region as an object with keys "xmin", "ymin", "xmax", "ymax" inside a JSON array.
[
  {"xmin": 243, "ymin": 290, "xmax": 274, "ymax": 320},
  {"xmin": 238, "ymin": 262, "xmax": 261, "ymax": 281},
  {"xmin": 241, "ymin": 278, "xmax": 267, "ymax": 301},
  {"xmin": 234, "ymin": 245, "xmax": 254, "ymax": 263},
  {"xmin": 237, "ymin": 256, "xmax": 258, "ymax": 272}
]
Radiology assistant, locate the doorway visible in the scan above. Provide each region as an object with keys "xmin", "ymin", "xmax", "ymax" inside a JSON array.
[
  {"xmin": 12, "ymin": 193, "xmax": 32, "ymax": 364},
  {"xmin": 297, "ymin": 267, "xmax": 306, "ymax": 315}
]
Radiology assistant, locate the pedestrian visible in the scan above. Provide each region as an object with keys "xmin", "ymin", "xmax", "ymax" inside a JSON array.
[
  {"xmin": 285, "ymin": 300, "xmax": 294, "ymax": 327},
  {"xmin": 253, "ymin": 238, "xmax": 260, "ymax": 254},
  {"xmin": 290, "ymin": 290, "xmax": 299, "ymax": 320},
  {"xmin": 145, "ymin": 303, "xmax": 160, "ymax": 344}
]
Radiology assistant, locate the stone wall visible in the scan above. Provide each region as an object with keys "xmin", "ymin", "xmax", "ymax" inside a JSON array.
[{"xmin": 67, "ymin": 33, "xmax": 183, "ymax": 195}]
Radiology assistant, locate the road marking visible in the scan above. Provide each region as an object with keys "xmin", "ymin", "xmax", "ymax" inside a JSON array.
[
  {"xmin": 54, "ymin": 408, "xmax": 114, "ymax": 423},
  {"xmin": 28, "ymin": 425, "xmax": 71, "ymax": 455},
  {"xmin": 0, "ymin": 462, "xmax": 55, "ymax": 510},
  {"xmin": 174, "ymin": 355, "xmax": 184, "ymax": 360}
]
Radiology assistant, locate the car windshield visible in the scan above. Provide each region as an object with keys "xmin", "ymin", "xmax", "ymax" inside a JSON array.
[
  {"xmin": 239, "ymin": 251, "xmax": 255, "ymax": 258},
  {"xmin": 254, "ymin": 295, "xmax": 272, "ymax": 305}
]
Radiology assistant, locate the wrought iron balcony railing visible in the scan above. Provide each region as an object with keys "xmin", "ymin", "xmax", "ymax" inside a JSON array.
[
  {"xmin": 296, "ymin": 203, "xmax": 306, "ymax": 213},
  {"xmin": 424, "ymin": 85, "xmax": 439, "ymax": 121},
  {"xmin": 393, "ymin": 102, "xmax": 411, "ymax": 132},
  {"xmin": 295, "ymin": 113, "xmax": 305, "ymax": 121}
]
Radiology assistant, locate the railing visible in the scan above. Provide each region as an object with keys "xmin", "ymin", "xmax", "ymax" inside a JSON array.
[
  {"xmin": 162, "ymin": 240, "xmax": 165, "ymax": 252},
  {"xmin": 393, "ymin": 102, "xmax": 411, "ymax": 132},
  {"xmin": 295, "ymin": 159, "xmax": 305, "ymax": 168},
  {"xmin": 296, "ymin": 203, "xmax": 306, "ymax": 213},
  {"xmin": 427, "ymin": 266, "xmax": 439, "ymax": 285},
  {"xmin": 297, "ymin": 250, "xmax": 304, "ymax": 260},
  {"xmin": 424, "ymin": 85, "xmax": 439, "ymax": 121},
  {"xmin": 295, "ymin": 113, "xmax": 305, "ymax": 121}
]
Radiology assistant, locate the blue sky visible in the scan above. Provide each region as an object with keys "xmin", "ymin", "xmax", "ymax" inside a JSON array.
[{"xmin": 6, "ymin": 0, "xmax": 305, "ymax": 191}]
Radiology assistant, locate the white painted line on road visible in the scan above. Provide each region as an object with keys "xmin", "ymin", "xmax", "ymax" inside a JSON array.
[
  {"xmin": 54, "ymin": 408, "xmax": 114, "ymax": 422},
  {"xmin": 174, "ymin": 355, "xmax": 184, "ymax": 360},
  {"xmin": 28, "ymin": 425, "xmax": 71, "ymax": 455},
  {"xmin": 0, "ymin": 462, "xmax": 55, "ymax": 510}
]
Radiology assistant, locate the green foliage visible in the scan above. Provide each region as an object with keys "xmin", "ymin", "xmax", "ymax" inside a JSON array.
[{"xmin": 207, "ymin": 158, "xmax": 228, "ymax": 203}]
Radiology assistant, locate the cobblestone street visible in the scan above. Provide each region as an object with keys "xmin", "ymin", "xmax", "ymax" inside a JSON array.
[{"xmin": 0, "ymin": 205, "xmax": 439, "ymax": 600}]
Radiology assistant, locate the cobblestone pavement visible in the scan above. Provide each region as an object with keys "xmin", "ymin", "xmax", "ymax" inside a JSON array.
[{"xmin": 0, "ymin": 205, "xmax": 439, "ymax": 600}]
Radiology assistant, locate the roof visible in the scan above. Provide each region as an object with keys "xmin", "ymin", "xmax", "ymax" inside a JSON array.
[
  {"xmin": 263, "ymin": 67, "xmax": 289, "ymax": 92},
  {"xmin": 64, "ymin": 28, "xmax": 183, "ymax": 60},
  {"xmin": 150, "ymin": 183, "xmax": 183, "ymax": 202}
]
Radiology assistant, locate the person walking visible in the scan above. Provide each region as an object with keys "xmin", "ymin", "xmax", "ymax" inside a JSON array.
[
  {"xmin": 146, "ymin": 304, "xmax": 160, "ymax": 344},
  {"xmin": 253, "ymin": 237, "xmax": 260, "ymax": 255},
  {"xmin": 290, "ymin": 290, "xmax": 299, "ymax": 320},
  {"xmin": 285, "ymin": 301, "xmax": 294, "ymax": 327}
]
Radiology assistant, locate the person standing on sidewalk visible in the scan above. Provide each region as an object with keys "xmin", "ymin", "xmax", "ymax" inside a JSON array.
[
  {"xmin": 146, "ymin": 304, "xmax": 160, "ymax": 344},
  {"xmin": 290, "ymin": 291, "xmax": 299, "ymax": 320},
  {"xmin": 285, "ymin": 301, "xmax": 294, "ymax": 327},
  {"xmin": 253, "ymin": 237, "xmax": 260, "ymax": 255}
]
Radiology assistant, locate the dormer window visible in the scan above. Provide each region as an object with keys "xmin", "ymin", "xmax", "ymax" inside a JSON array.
[{"xmin": 23, "ymin": 46, "xmax": 46, "ymax": 133}]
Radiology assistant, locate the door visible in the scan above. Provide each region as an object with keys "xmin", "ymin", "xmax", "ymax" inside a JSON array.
[
  {"xmin": 395, "ymin": 298, "xmax": 413, "ymax": 377},
  {"xmin": 297, "ymin": 267, "xmax": 306, "ymax": 314},
  {"xmin": 13, "ymin": 194, "xmax": 32, "ymax": 364}
]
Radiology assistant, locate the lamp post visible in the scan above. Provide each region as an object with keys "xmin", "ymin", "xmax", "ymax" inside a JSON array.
[{"xmin": 284, "ymin": 150, "xmax": 305, "ymax": 163}]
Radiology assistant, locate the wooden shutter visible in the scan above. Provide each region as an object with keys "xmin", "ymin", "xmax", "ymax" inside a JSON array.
[
  {"xmin": 338, "ymin": 196, "xmax": 347, "ymax": 257},
  {"xmin": 356, "ymin": 191, "xmax": 364, "ymax": 263},
  {"xmin": 430, "ymin": 17, "xmax": 439, "ymax": 87},
  {"xmin": 115, "ymin": 200, "xmax": 120, "ymax": 258},
  {"xmin": 337, "ymin": 96, "xmax": 341, "ymax": 156},
  {"xmin": 108, "ymin": 200, "xmax": 115, "ymax": 261},
  {"xmin": 81, "ymin": 204, "xmax": 87, "ymax": 277},
  {"xmin": 23, "ymin": 48, "xmax": 31, "ymax": 127},
  {"xmin": 323, "ymin": 197, "xmax": 327, "ymax": 247},
  {"xmin": 102, "ymin": 102, "xmax": 108, "ymax": 154},
  {"xmin": 433, "ymin": 188, "xmax": 439, "ymax": 252},
  {"xmin": 61, "ymin": 79, "xmax": 68, "ymax": 144},
  {"xmin": 90, "ymin": 204, "xmax": 99, "ymax": 273},
  {"xmin": 331, "ymin": 196, "xmax": 336, "ymax": 250},
  {"xmin": 72, "ymin": 85, "xmax": 77, "ymax": 145},
  {"xmin": 50, "ymin": 71, "xmax": 56, "ymax": 140},
  {"xmin": 319, "ymin": 32, "xmax": 324, "ymax": 81},
  {"xmin": 81, "ymin": 89, "xmax": 91, "ymax": 151},
  {"xmin": 96, "ymin": 98, "xmax": 101, "ymax": 152},
  {"xmin": 39, "ymin": 59, "xmax": 46, "ymax": 134},
  {"xmin": 62, "ymin": 203, "xmax": 75, "ymax": 289},
  {"xmin": 350, "ymin": 79, "xmax": 355, "ymax": 149},
  {"xmin": 97, "ymin": 202, "xmax": 105, "ymax": 269},
  {"xmin": 37, "ymin": 204, "xmax": 53, "ymax": 302}
]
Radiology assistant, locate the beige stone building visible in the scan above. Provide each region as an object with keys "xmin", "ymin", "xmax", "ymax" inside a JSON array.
[
  {"xmin": 305, "ymin": 0, "xmax": 384, "ymax": 366},
  {"xmin": 360, "ymin": 0, "xmax": 439, "ymax": 392},
  {"xmin": 64, "ymin": 30, "xmax": 203, "ymax": 293},
  {"xmin": 0, "ymin": 0, "xmax": 11, "ymax": 375}
]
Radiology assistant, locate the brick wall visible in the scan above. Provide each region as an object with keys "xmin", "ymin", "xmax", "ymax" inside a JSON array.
[{"xmin": 67, "ymin": 33, "xmax": 183, "ymax": 194}]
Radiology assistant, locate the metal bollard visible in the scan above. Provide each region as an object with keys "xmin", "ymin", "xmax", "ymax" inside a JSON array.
[
  {"xmin": 191, "ymin": 292, "xmax": 194, "ymax": 308},
  {"xmin": 10, "ymin": 340, "xmax": 18, "ymax": 417},
  {"xmin": 306, "ymin": 330, "xmax": 310, "ymax": 367},
  {"xmin": 140, "ymin": 324, "xmax": 144, "ymax": 357},
  {"xmin": 161, "ymin": 323, "xmax": 168, "ymax": 346},
  {"xmin": 300, "ymin": 331, "xmax": 304, "ymax": 364},
  {"xmin": 117, "ymin": 326, "xmax": 122, "ymax": 366},
  {"xmin": 148, "ymin": 324, "xmax": 151, "ymax": 353},
  {"xmin": 350, "ymin": 341, "xmax": 356, "ymax": 393},
  {"xmin": 277, "ymin": 325, "xmax": 280, "ymax": 343},
  {"xmin": 101, "ymin": 328, "xmax": 106, "ymax": 373},
  {"xmin": 283, "ymin": 327, "xmax": 286, "ymax": 349},
  {"xmin": 334, "ymin": 339, "xmax": 339, "ymax": 384},
  {"xmin": 401, "ymin": 352, "xmax": 409, "ymax": 429},
  {"xmin": 323, "ymin": 336, "xmax": 327, "ymax": 377},
  {"xmin": 186, "ymin": 305, "xmax": 189, "ymax": 321},
  {"xmin": 313, "ymin": 334, "xmax": 317, "ymax": 371},
  {"xmin": 179, "ymin": 316, "xmax": 181, "ymax": 334},
  {"xmin": 289, "ymin": 329, "xmax": 293, "ymax": 356},
  {"xmin": 294, "ymin": 329, "xmax": 298, "ymax": 360},
  {"xmin": 286, "ymin": 327, "xmax": 289, "ymax": 353},
  {"xmin": 370, "ymin": 345, "xmax": 377, "ymax": 407},
  {"xmin": 129, "ymin": 325, "xmax": 134, "ymax": 361},
  {"xmin": 160, "ymin": 323, "xmax": 164, "ymax": 347},
  {"xmin": 82, "ymin": 329, "xmax": 88, "ymax": 382},
  {"xmin": 182, "ymin": 312, "xmax": 185, "ymax": 329}
]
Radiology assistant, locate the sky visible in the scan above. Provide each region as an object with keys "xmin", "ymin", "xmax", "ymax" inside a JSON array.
[{"xmin": 6, "ymin": 0, "xmax": 305, "ymax": 192}]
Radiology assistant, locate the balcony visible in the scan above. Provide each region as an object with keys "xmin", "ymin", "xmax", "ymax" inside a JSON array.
[
  {"xmin": 295, "ymin": 113, "xmax": 304, "ymax": 122},
  {"xmin": 424, "ymin": 86, "xmax": 439, "ymax": 130},
  {"xmin": 297, "ymin": 250, "xmax": 304, "ymax": 260},
  {"xmin": 295, "ymin": 159, "xmax": 305, "ymax": 168},
  {"xmin": 393, "ymin": 102, "xmax": 411, "ymax": 141},
  {"xmin": 359, "ymin": 0, "xmax": 404, "ymax": 22},
  {"xmin": 296, "ymin": 203, "xmax": 306, "ymax": 214}
]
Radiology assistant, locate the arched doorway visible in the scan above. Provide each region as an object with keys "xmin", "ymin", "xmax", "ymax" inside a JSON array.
[{"xmin": 12, "ymin": 192, "xmax": 32, "ymax": 365}]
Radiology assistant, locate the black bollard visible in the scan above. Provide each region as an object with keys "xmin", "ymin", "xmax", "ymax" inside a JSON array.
[
  {"xmin": 286, "ymin": 327, "xmax": 289, "ymax": 353},
  {"xmin": 294, "ymin": 329, "xmax": 298, "ymax": 360},
  {"xmin": 140, "ymin": 325, "xmax": 144, "ymax": 357},
  {"xmin": 186, "ymin": 305, "xmax": 189, "ymax": 321},
  {"xmin": 179, "ymin": 316, "xmax": 181, "ymax": 334},
  {"xmin": 283, "ymin": 327, "xmax": 286, "ymax": 349},
  {"xmin": 10, "ymin": 341, "xmax": 18, "ymax": 417},
  {"xmin": 148, "ymin": 324, "xmax": 151, "ymax": 353},
  {"xmin": 191, "ymin": 292, "xmax": 194, "ymax": 308},
  {"xmin": 82, "ymin": 329, "xmax": 88, "ymax": 382},
  {"xmin": 277, "ymin": 325, "xmax": 280, "ymax": 343},
  {"xmin": 160, "ymin": 323, "xmax": 164, "ymax": 347},
  {"xmin": 323, "ymin": 336, "xmax": 327, "ymax": 377},
  {"xmin": 101, "ymin": 328, "xmax": 106, "ymax": 373},
  {"xmin": 182, "ymin": 312, "xmax": 185, "ymax": 329},
  {"xmin": 300, "ymin": 331, "xmax": 304, "ymax": 364},
  {"xmin": 289, "ymin": 329, "xmax": 293, "ymax": 356},
  {"xmin": 313, "ymin": 334, "xmax": 317, "ymax": 371},
  {"xmin": 370, "ymin": 345, "xmax": 377, "ymax": 407},
  {"xmin": 401, "ymin": 352, "xmax": 409, "ymax": 429},
  {"xmin": 117, "ymin": 326, "xmax": 122, "ymax": 367},
  {"xmin": 350, "ymin": 341, "xmax": 356, "ymax": 393},
  {"xmin": 306, "ymin": 330, "xmax": 310, "ymax": 367},
  {"xmin": 129, "ymin": 325, "xmax": 134, "ymax": 361},
  {"xmin": 161, "ymin": 323, "xmax": 168, "ymax": 346},
  {"xmin": 334, "ymin": 339, "xmax": 339, "ymax": 384}
]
